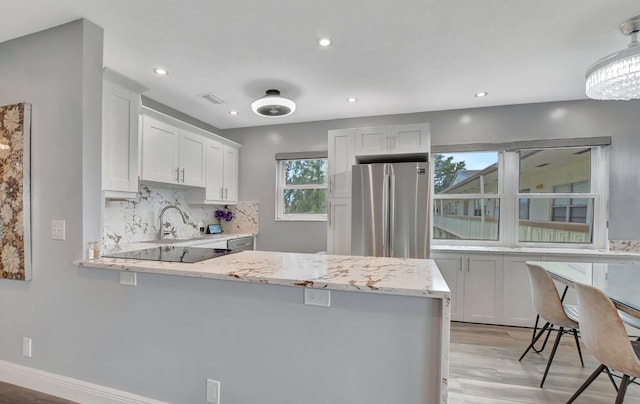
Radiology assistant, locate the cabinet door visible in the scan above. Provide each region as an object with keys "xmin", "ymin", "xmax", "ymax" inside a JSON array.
[
  {"xmin": 223, "ymin": 145, "xmax": 239, "ymax": 203},
  {"xmin": 204, "ymin": 139, "xmax": 225, "ymax": 201},
  {"xmin": 327, "ymin": 198, "xmax": 351, "ymax": 255},
  {"xmin": 463, "ymin": 254, "xmax": 504, "ymax": 324},
  {"xmin": 432, "ymin": 254, "xmax": 464, "ymax": 321},
  {"xmin": 102, "ymin": 80, "xmax": 139, "ymax": 194},
  {"xmin": 353, "ymin": 128, "xmax": 390, "ymax": 156},
  {"xmin": 502, "ymin": 255, "xmax": 539, "ymax": 327},
  {"xmin": 328, "ymin": 131, "xmax": 355, "ymax": 198},
  {"xmin": 141, "ymin": 116, "xmax": 180, "ymax": 184},
  {"xmin": 179, "ymin": 130, "xmax": 205, "ymax": 187},
  {"xmin": 390, "ymin": 123, "xmax": 430, "ymax": 154}
]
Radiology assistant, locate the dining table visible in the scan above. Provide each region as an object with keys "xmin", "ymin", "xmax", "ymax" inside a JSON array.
[{"xmin": 529, "ymin": 261, "xmax": 640, "ymax": 320}]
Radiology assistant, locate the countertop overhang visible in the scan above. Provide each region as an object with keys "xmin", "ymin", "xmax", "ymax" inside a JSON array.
[{"xmin": 75, "ymin": 250, "xmax": 450, "ymax": 299}]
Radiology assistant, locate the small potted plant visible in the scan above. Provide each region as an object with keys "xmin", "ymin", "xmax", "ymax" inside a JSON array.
[{"xmin": 214, "ymin": 205, "xmax": 233, "ymax": 232}]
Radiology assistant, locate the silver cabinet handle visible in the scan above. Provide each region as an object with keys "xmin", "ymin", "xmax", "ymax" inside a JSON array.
[
  {"xmin": 181, "ymin": 168, "xmax": 185, "ymax": 183},
  {"xmin": 225, "ymin": 188, "xmax": 228, "ymax": 200},
  {"xmin": 175, "ymin": 168, "xmax": 180, "ymax": 182},
  {"xmin": 220, "ymin": 187, "xmax": 224, "ymax": 199}
]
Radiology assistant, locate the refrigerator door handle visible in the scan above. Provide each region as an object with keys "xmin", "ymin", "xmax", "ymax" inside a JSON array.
[
  {"xmin": 382, "ymin": 172, "xmax": 389, "ymax": 257},
  {"xmin": 389, "ymin": 173, "xmax": 396, "ymax": 257}
]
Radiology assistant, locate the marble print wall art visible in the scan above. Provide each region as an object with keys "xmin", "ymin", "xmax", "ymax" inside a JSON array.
[{"xmin": 0, "ymin": 103, "xmax": 31, "ymax": 280}]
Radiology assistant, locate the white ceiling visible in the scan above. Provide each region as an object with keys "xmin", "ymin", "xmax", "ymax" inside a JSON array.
[{"xmin": 1, "ymin": 1, "xmax": 638, "ymax": 129}]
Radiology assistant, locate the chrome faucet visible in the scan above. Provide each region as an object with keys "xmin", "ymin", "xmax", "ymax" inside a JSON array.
[{"xmin": 158, "ymin": 205, "xmax": 188, "ymax": 239}]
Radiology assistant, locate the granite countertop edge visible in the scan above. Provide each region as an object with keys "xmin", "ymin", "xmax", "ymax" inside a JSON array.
[{"xmin": 74, "ymin": 250, "xmax": 450, "ymax": 299}]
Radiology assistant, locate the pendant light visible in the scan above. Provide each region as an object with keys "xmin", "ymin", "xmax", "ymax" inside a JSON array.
[
  {"xmin": 586, "ymin": 15, "xmax": 640, "ymax": 100},
  {"xmin": 251, "ymin": 89, "xmax": 296, "ymax": 117}
]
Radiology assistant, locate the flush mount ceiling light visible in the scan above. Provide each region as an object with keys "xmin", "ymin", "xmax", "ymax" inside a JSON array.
[
  {"xmin": 153, "ymin": 67, "xmax": 168, "ymax": 76},
  {"xmin": 318, "ymin": 37, "xmax": 333, "ymax": 47},
  {"xmin": 251, "ymin": 89, "xmax": 296, "ymax": 117},
  {"xmin": 586, "ymin": 15, "xmax": 640, "ymax": 100}
]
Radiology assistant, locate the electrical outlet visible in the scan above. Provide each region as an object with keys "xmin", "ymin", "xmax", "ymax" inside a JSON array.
[
  {"xmin": 22, "ymin": 337, "xmax": 32, "ymax": 358},
  {"xmin": 51, "ymin": 220, "xmax": 66, "ymax": 240},
  {"xmin": 206, "ymin": 379, "xmax": 220, "ymax": 404},
  {"xmin": 304, "ymin": 288, "xmax": 331, "ymax": 307},
  {"xmin": 120, "ymin": 272, "xmax": 137, "ymax": 286}
]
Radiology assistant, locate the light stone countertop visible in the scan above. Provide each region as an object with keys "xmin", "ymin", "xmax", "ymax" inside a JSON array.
[{"xmin": 75, "ymin": 250, "xmax": 450, "ymax": 299}]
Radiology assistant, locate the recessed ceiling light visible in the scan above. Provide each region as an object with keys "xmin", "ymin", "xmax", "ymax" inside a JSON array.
[
  {"xmin": 347, "ymin": 97, "xmax": 358, "ymax": 103},
  {"xmin": 318, "ymin": 38, "xmax": 332, "ymax": 47},
  {"xmin": 229, "ymin": 110, "xmax": 239, "ymax": 116},
  {"xmin": 153, "ymin": 67, "xmax": 168, "ymax": 76},
  {"xmin": 475, "ymin": 91, "xmax": 488, "ymax": 97}
]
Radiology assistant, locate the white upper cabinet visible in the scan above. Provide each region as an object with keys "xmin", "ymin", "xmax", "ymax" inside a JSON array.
[
  {"xmin": 203, "ymin": 141, "xmax": 239, "ymax": 203},
  {"xmin": 189, "ymin": 139, "xmax": 240, "ymax": 205},
  {"xmin": 140, "ymin": 114, "xmax": 205, "ymax": 187},
  {"xmin": 327, "ymin": 130, "xmax": 355, "ymax": 198},
  {"xmin": 102, "ymin": 68, "xmax": 147, "ymax": 199},
  {"xmin": 204, "ymin": 139, "xmax": 225, "ymax": 201},
  {"xmin": 179, "ymin": 130, "xmax": 205, "ymax": 187},
  {"xmin": 222, "ymin": 145, "xmax": 239, "ymax": 202},
  {"xmin": 354, "ymin": 123, "xmax": 430, "ymax": 156},
  {"xmin": 141, "ymin": 115, "xmax": 181, "ymax": 184}
]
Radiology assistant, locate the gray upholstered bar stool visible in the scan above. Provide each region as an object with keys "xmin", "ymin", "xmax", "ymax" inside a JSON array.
[
  {"xmin": 568, "ymin": 283, "xmax": 640, "ymax": 404},
  {"xmin": 519, "ymin": 264, "xmax": 584, "ymax": 388}
]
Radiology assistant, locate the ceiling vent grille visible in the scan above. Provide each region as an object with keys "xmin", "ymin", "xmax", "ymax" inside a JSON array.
[{"xmin": 199, "ymin": 93, "xmax": 225, "ymax": 105}]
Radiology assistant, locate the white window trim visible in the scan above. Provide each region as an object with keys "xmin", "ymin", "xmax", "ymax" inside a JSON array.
[
  {"xmin": 275, "ymin": 158, "xmax": 328, "ymax": 222},
  {"xmin": 431, "ymin": 145, "xmax": 609, "ymax": 249}
]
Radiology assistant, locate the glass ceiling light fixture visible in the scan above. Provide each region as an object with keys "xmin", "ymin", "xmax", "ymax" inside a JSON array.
[
  {"xmin": 586, "ymin": 15, "xmax": 640, "ymax": 100},
  {"xmin": 251, "ymin": 89, "xmax": 296, "ymax": 117}
]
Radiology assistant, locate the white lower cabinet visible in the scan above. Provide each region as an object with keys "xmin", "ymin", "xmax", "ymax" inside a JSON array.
[
  {"xmin": 502, "ymin": 255, "xmax": 539, "ymax": 327},
  {"xmin": 433, "ymin": 251, "xmax": 533, "ymax": 326},
  {"xmin": 463, "ymin": 254, "xmax": 504, "ymax": 324},
  {"xmin": 327, "ymin": 198, "xmax": 351, "ymax": 255},
  {"xmin": 432, "ymin": 255, "xmax": 464, "ymax": 321}
]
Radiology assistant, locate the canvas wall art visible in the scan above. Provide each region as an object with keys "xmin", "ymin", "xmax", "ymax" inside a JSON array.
[{"xmin": 0, "ymin": 103, "xmax": 31, "ymax": 280}]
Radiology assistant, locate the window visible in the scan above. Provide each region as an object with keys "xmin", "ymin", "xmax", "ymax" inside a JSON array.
[
  {"xmin": 276, "ymin": 158, "xmax": 328, "ymax": 221},
  {"xmin": 433, "ymin": 151, "xmax": 500, "ymax": 241},
  {"xmin": 433, "ymin": 143, "xmax": 607, "ymax": 248}
]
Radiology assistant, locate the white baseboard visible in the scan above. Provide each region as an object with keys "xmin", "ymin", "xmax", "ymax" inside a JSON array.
[{"xmin": 0, "ymin": 360, "xmax": 167, "ymax": 404}]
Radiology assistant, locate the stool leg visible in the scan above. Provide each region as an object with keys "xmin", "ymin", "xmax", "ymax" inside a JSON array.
[
  {"xmin": 541, "ymin": 326, "xmax": 563, "ymax": 388},
  {"xmin": 614, "ymin": 375, "xmax": 630, "ymax": 404},
  {"xmin": 567, "ymin": 364, "xmax": 606, "ymax": 403},
  {"xmin": 519, "ymin": 322, "xmax": 551, "ymax": 361},
  {"xmin": 572, "ymin": 329, "xmax": 584, "ymax": 367}
]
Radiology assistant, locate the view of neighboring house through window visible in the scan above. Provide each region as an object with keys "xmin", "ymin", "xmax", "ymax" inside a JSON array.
[
  {"xmin": 433, "ymin": 151, "xmax": 500, "ymax": 241},
  {"xmin": 433, "ymin": 145, "xmax": 603, "ymax": 246},
  {"xmin": 518, "ymin": 148, "xmax": 593, "ymax": 244},
  {"xmin": 276, "ymin": 158, "xmax": 328, "ymax": 221}
]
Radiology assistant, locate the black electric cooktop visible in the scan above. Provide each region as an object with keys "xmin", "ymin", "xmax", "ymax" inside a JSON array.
[{"xmin": 103, "ymin": 246, "xmax": 239, "ymax": 263}]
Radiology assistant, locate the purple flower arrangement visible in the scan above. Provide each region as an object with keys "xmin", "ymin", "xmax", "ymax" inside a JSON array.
[{"xmin": 215, "ymin": 205, "xmax": 233, "ymax": 223}]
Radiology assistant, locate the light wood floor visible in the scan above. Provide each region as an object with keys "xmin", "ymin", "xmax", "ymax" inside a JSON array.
[
  {"xmin": 449, "ymin": 322, "xmax": 639, "ymax": 403},
  {"xmin": 0, "ymin": 381, "xmax": 76, "ymax": 403}
]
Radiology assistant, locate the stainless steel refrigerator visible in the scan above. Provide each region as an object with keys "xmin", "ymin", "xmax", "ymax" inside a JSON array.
[{"xmin": 351, "ymin": 161, "xmax": 430, "ymax": 258}]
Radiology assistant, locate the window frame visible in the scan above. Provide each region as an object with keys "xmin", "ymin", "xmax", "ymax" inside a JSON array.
[
  {"xmin": 275, "ymin": 157, "xmax": 328, "ymax": 222},
  {"xmin": 431, "ymin": 143, "xmax": 609, "ymax": 249}
]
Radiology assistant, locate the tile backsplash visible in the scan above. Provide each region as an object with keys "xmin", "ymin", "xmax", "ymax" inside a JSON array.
[
  {"xmin": 609, "ymin": 240, "xmax": 640, "ymax": 253},
  {"xmin": 103, "ymin": 184, "xmax": 258, "ymax": 246}
]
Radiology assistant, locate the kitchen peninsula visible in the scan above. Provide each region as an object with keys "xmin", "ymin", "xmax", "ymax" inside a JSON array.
[{"xmin": 77, "ymin": 250, "xmax": 450, "ymax": 404}]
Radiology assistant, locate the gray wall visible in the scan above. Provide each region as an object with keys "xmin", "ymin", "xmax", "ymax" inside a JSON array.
[
  {"xmin": 0, "ymin": 20, "xmax": 443, "ymax": 404},
  {"xmin": 224, "ymin": 99, "xmax": 640, "ymax": 250}
]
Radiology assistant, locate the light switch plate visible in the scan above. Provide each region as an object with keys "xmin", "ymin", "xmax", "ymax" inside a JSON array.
[
  {"xmin": 51, "ymin": 220, "xmax": 65, "ymax": 240},
  {"xmin": 206, "ymin": 379, "xmax": 220, "ymax": 404}
]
